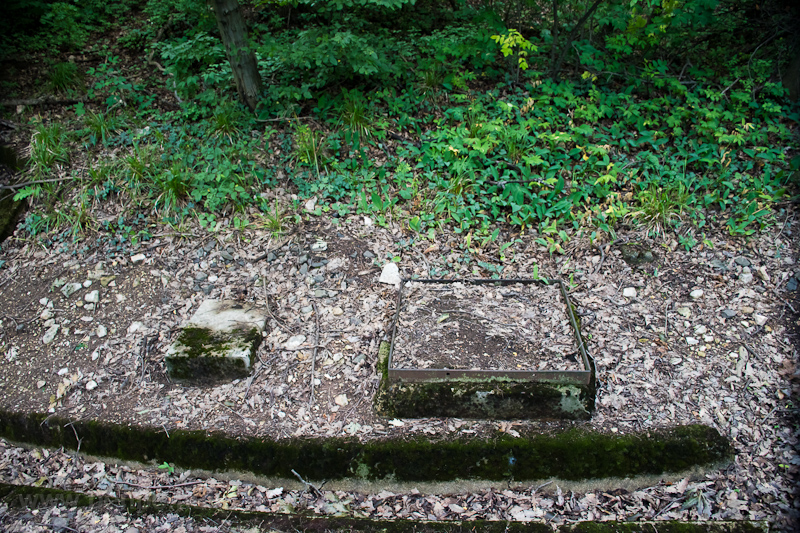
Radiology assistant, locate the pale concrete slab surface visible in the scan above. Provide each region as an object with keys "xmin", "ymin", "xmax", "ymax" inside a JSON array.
[{"xmin": 165, "ymin": 299, "xmax": 267, "ymax": 384}]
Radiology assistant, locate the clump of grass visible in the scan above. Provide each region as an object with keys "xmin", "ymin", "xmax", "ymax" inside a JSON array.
[
  {"xmin": 339, "ymin": 89, "xmax": 373, "ymax": 144},
  {"xmin": 48, "ymin": 62, "xmax": 84, "ymax": 95},
  {"xmin": 262, "ymin": 198, "xmax": 286, "ymax": 236},
  {"xmin": 83, "ymin": 110, "xmax": 125, "ymax": 146},
  {"xmin": 210, "ymin": 101, "xmax": 245, "ymax": 142},
  {"xmin": 293, "ymin": 124, "xmax": 327, "ymax": 177},
  {"xmin": 627, "ymin": 181, "xmax": 692, "ymax": 238},
  {"xmin": 152, "ymin": 162, "xmax": 191, "ymax": 215},
  {"xmin": 29, "ymin": 122, "xmax": 69, "ymax": 176}
]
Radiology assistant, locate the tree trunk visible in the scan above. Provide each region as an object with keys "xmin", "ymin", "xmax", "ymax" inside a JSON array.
[{"xmin": 208, "ymin": 0, "xmax": 262, "ymax": 112}]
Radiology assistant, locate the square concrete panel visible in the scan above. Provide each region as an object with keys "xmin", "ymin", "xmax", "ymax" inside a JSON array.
[
  {"xmin": 165, "ymin": 299, "xmax": 267, "ymax": 384},
  {"xmin": 376, "ymin": 279, "xmax": 595, "ymax": 420}
]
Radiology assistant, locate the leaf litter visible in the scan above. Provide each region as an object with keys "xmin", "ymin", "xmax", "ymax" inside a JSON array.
[{"xmin": 0, "ymin": 209, "xmax": 798, "ymax": 531}]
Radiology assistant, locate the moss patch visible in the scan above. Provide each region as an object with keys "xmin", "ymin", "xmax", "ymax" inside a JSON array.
[
  {"xmin": 0, "ymin": 409, "xmax": 731, "ymax": 483},
  {"xmin": 165, "ymin": 326, "xmax": 260, "ymax": 383},
  {"xmin": 376, "ymin": 342, "xmax": 595, "ymax": 420},
  {"xmin": 0, "ymin": 482, "xmax": 766, "ymax": 533}
]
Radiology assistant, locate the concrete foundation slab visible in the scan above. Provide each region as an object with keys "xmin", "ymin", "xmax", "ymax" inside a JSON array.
[{"xmin": 165, "ymin": 299, "xmax": 267, "ymax": 384}]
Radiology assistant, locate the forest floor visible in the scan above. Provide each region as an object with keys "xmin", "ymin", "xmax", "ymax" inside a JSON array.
[{"xmin": 0, "ymin": 206, "xmax": 798, "ymax": 531}]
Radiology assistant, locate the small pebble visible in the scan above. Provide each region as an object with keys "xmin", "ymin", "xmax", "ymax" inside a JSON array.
[
  {"xmin": 622, "ymin": 287, "xmax": 637, "ymax": 298},
  {"xmin": 83, "ymin": 280, "xmax": 92, "ymax": 288},
  {"xmin": 84, "ymin": 290, "xmax": 100, "ymax": 303},
  {"xmin": 686, "ymin": 337, "xmax": 699, "ymax": 345},
  {"xmin": 130, "ymin": 253, "xmax": 146, "ymax": 264},
  {"xmin": 721, "ymin": 309, "xmax": 737, "ymax": 319},
  {"xmin": 689, "ymin": 289, "xmax": 704, "ymax": 299},
  {"xmin": 86, "ymin": 380, "xmax": 98, "ymax": 391},
  {"xmin": 676, "ymin": 307, "xmax": 691, "ymax": 318},
  {"xmin": 754, "ymin": 314, "xmax": 768, "ymax": 326}
]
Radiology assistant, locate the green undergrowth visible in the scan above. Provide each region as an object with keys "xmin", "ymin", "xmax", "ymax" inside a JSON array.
[
  {"xmin": 0, "ymin": 410, "xmax": 731, "ymax": 482},
  {"xmin": 3, "ymin": 0, "xmax": 799, "ymax": 252},
  {"xmin": 0, "ymin": 484, "xmax": 767, "ymax": 533}
]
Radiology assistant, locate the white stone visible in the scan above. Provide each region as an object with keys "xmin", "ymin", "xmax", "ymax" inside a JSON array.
[
  {"xmin": 331, "ymin": 307, "xmax": 344, "ymax": 316},
  {"xmin": 40, "ymin": 308, "xmax": 54, "ymax": 320},
  {"xmin": 689, "ymin": 289, "xmax": 704, "ymax": 299},
  {"xmin": 127, "ymin": 321, "xmax": 144, "ymax": 334},
  {"xmin": 756, "ymin": 266, "xmax": 769, "ymax": 282},
  {"xmin": 326, "ymin": 257, "xmax": 347, "ymax": 272},
  {"xmin": 80, "ymin": 316, "xmax": 93, "ymax": 322},
  {"xmin": 37, "ymin": 380, "xmax": 46, "ymax": 388},
  {"xmin": 622, "ymin": 287, "xmax": 637, "ymax": 298},
  {"xmin": 83, "ymin": 280, "xmax": 92, "ymax": 288},
  {"xmin": 703, "ymin": 335, "xmax": 714, "ymax": 342},
  {"xmin": 739, "ymin": 272, "xmax": 754, "ymax": 284},
  {"xmin": 311, "ymin": 241, "xmax": 328, "ymax": 252},
  {"xmin": 84, "ymin": 290, "xmax": 100, "ymax": 303},
  {"xmin": 284, "ymin": 335, "xmax": 307, "ymax": 350},
  {"xmin": 115, "ymin": 294, "xmax": 126, "ymax": 303},
  {"xmin": 39, "ymin": 297, "xmax": 49, "ymax": 306},
  {"xmin": 676, "ymin": 307, "xmax": 691, "ymax": 318},
  {"xmin": 334, "ymin": 394, "xmax": 349, "ymax": 406},
  {"xmin": 379, "ymin": 262, "xmax": 402, "ymax": 286},
  {"xmin": 685, "ymin": 337, "xmax": 699, "ymax": 345},
  {"xmin": 85, "ymin": 380, "xmax": 98, "ymax": 391},
  {"xmin": 131, "ymin": 253, "xmax": 146, "ymax": 264},
  {"xmin": 363, "ymin": 216, "xmax": 373, "ymax": 226},
  {"xmin": 96, "ymin": 325, "xmax": 107, "ymax": 338},
  {"xmin": 694, "ymin": 325, "xmax": 707, "ymax": 335},
  {"xmin": 57, "ymin": 367, "xmax": 68, "ymax": 376},
  {"xmin": 60, "ymin": 283, "xmax": 82, "ymax": 298},
  {"xmin": 754, "ymin": 314, "xmax": 768, "ymax": 326},
  {"xmin": 304, "ymin": 196, "xmax": 317, "ymax": 211},
  {"xmin": 42, "ymin": 325, "xmax": 60, "ymax": 345},
  {"xmin": 208, "ymin": 275, "xmax": 218, "ymax": 283}
]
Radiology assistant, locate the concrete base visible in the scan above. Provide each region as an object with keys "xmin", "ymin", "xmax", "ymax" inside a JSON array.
[
  {"xmin": 165, "ymin": 299, "xmax": 267, "ymax": 384},
  {"xmin": 375, "ymin": 342, "xmax": 595, "ymax": 420}
]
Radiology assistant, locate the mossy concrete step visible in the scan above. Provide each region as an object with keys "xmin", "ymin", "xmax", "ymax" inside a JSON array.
[
  {"xmin": 375, "ymin": 342, "xmax": 596, "ymax": 420},
  {"xmin": 0, "ymin": 483, "xmax": 768, "ymax": 533},
  {"xmin": 165, "ymin": 299, "xmax": 267, "ymax": 383},
  {"xmin": 0, "ymin": 410, "xmax": 732, "ymax": 485}
]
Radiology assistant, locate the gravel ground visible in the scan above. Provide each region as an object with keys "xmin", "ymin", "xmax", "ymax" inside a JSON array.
[{"xmin": 0, "ymin": 207, "xmax": 798, "ymax": 531}]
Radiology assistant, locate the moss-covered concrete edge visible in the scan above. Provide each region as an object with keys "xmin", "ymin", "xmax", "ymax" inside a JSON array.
[
  {"xmin": 0, "ymin": 482, "xmax": 768, "ymax": 533},
  {"xmin": 0, "ymin": 409, "xmax": 732, "ymax": 483},
  {"xmin": 375, "ymin": 341, "xmax": 596, "ymax": 420}
]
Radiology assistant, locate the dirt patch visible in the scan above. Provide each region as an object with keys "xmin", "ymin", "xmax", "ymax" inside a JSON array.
[
  {"xmin": 0, "ymin": 256, "xmax": 166, "ymax": 414},
  {"xmin": 392, "ymin": 281, "xmax": 581, "ymax": 371}
]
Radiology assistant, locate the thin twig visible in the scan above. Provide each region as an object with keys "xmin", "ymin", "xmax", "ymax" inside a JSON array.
[
  {"xmin": 0, "ymin": 177, "xmax": 71, "ymax": 191},
  {"xmin": 117, "ymin": 480, "xmax": 203, "ymax": 490},
  {"xmin": 214, "ymin": 399, "xmax": 253, "ymax": 425},
  {"xmin": 64, "ymin": 422, "xmax": 82, "ymax": 455},
  {"xmin": 291, "ymin": 469, "xmax": 323, "ymax": 497},
  {"xmin": 309, "ymin": 302, "xmax": 320, "ymax": 405},
  {"xmin": 593, "ymin": 242, "xmax": 606, "ymax": 274}
]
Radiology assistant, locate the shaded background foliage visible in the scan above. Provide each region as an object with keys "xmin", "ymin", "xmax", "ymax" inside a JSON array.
[{"xmin": 0, "ymin": 0, "xmax": 798, "ymax": 248}]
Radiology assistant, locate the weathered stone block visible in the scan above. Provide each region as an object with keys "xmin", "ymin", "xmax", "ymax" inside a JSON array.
[{"xmin": 165, "ymin": 299, "xmax": 267, "ymax": 384}]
